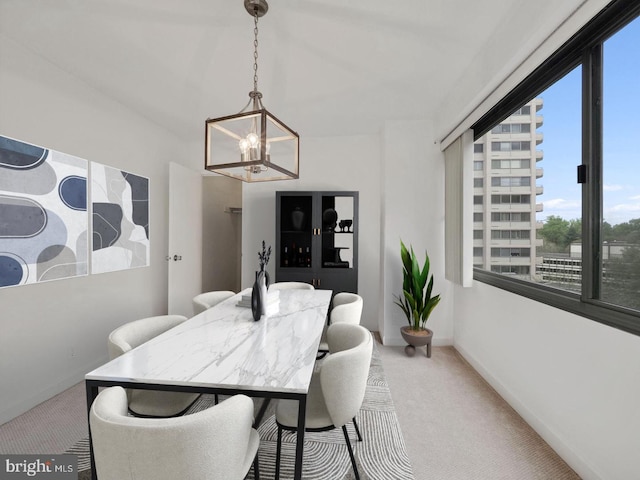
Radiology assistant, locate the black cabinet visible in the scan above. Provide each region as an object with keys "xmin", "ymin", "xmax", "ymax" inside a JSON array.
[{"xmin": 276, "ymin": 191, "xmax": 358, "ymax": 294}]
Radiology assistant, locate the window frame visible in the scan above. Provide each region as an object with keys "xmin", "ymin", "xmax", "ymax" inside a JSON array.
[{"xmin": 471, "ymin": 0, "xmax": 640, "ymax": 336}]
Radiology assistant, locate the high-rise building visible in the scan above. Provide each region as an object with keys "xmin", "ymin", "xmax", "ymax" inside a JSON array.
[{"xmin": 473, "ymin": 99, "xmax": 544, "ymax": 279}]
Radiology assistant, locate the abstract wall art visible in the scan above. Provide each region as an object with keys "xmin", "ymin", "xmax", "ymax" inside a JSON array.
[
  {"xmin": 0, "ymin": 135, "xmax": 89, "ymax": 288},
  {"xmin": 91, "ymin": 162, "xmax": 150, "ymax": 274}
]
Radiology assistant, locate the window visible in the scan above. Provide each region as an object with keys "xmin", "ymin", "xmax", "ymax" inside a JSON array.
[
  {"xmin": 491, "ymin": 141, "xmax": 531, "ymax": 152},
  {"xmin": 491, "ymin": 212, "xmax": 531, "ymax": 222},
  {"xmin": 491, "ymin": 123, "xmax": 531, "ymax": 134},
  {"xmin": 474, "ymin": 161, "xmax": 483, "ymax": 171},
  {"xmin": 599, "ymin": 17, "xmax": 640, "ymax": 313},
  {"xmin": 491, "ymin": 265, "xmax": 531, "ymax": 275},
  {"xmin": 474, "ymin": 144, "xmax": 484, "ymax": 153},
  {"xmin": 491, "ymin": 159, "xmax": 531, "ymax": 169},
  {"xmin": 491, "ymin": 194, "xmax": 531, "ymax": 205},
  {"xmin": 474, "ymin": 247, "xmax": 483, "ymax": 257},
  {"xmin": 512, "ymin": 106, "xmax": 531, "ymax": 115},
  {"xmin": 474, "ymin": 195, "xmax": 483, "ymax": 205},
  {"xmin": 471, "ymin": 0, "xmax": 640, "ymax": 336},
  {"xmin": 474, "ymin": 230, "xmax": 484, "ymax": 239},
  {"xmin": 474, "ymin": 212, "xmax": 484, "ymax": 222},
  {"xmin": 474, "ymin": 178, "xmax": 484, "ymax": 188},
  {"xmin": 491, "ymin": 176, "xmax": 531, "ymax": 187},
  {"xmin": 491, "ymin": 247, "xmax": 530, "ymax": 257},
  {"xmin": 491, "ymin": 230, "xmax": 531, "ymax": 240}
]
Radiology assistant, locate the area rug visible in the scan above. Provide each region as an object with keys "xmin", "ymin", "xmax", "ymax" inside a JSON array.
[{"xmin": 68, "ymin": 342, "xmax": 414, "ymax": 480}]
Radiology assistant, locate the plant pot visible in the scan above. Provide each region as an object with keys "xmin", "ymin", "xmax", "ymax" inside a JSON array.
[{"xmin": 400, "ymin": 326, "xmax": 433, "ymax": 358}]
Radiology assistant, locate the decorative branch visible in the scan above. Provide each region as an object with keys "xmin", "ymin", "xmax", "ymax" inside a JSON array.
[{"xmin": 258, "ymin": 240, "xmax": 271, "ymax": 271}]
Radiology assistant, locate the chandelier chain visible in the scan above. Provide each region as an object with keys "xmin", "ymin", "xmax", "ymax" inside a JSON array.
[{"xmin": 253, "ymin": 11, "xmax": 259, "ymax": 93}]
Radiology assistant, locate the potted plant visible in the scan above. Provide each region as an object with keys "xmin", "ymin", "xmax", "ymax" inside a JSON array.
[{"xmin": 394, "ymin": 240, "xmax": 441, "ymax": 358}]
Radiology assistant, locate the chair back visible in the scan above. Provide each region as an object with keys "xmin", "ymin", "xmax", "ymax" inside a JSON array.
[
  {"xmin": 329, "ymin": 292, "xmax": 363, "ymax": 325},
  {"xmin": 269, "ymin": 281, "xmax": 314, "ymax": 291},
  {"xmin": 108, "ymin": 315, "xmax": 187, "ymax": 360},
  {"xmin": 192, "ymin": 291, "xmax": 236, "ymax": 315},
  {"xmin": 90, "ymin": 387, "xmax": 258, "ymax": 480},
  {"xmin": 320, "ymin": 323, "xmax": 373, "ymax": 428}
]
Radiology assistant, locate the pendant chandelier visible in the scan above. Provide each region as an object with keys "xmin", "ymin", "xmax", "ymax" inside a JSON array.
[{"xmin": 205, "ymin": 0, "xmax": 299, "ymax": 182}]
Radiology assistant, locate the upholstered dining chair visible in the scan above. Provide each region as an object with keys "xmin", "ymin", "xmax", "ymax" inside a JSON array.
[
  {"xmin": 192, "ymin": 290, "xmax": 236, "ymax": 315},
  {"xmin": 268, "ymin": 281, "xmax": 314, "ymax": 291},
  {"xmin": 107, "ymin": 315, "xmax": 200, "ymax": 417},
  {"xmin": 274, "ymin": 323, "xmax": 373, "ymax": 480},
  {"xmin": 318, "ymin": 292, "xmax": 364, "ymax": 353},
  {"xmin": 90, "ymin": 386, "xmax": 260, "ymax": 480}
]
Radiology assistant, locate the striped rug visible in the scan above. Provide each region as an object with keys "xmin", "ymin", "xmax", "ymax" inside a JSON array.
[{"xmin": 69, "ymin": 341, "xmax": 414, "ymax": 480}]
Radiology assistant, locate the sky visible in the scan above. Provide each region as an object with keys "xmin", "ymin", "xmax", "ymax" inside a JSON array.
[{"xmin": 535, "ymin": 15, "xmax": 640, "ymax": 226}]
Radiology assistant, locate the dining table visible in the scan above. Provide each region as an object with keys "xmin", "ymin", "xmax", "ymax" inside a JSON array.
[{"xmin": 85, "ymin": 287, "xmax": 333, "ymax": 480}]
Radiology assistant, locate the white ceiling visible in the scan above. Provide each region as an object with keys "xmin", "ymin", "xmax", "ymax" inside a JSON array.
[{"xmin": 0, "ymin": 0, "xmax": 586, "ymax": 143}]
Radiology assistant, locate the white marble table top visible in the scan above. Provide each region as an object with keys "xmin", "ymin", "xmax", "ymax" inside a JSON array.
[{"xmin": 86, "ymin": 288, "xmax": 332, "ymax": 395}]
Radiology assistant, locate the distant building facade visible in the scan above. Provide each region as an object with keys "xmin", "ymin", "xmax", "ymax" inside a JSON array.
[
  {"xmin": 473, "ymin": 99, "xmax": 544, "ymax": 279},
  {"xmin": 537, "ymin": 241, "xmax": 636, "ymax": 287}
]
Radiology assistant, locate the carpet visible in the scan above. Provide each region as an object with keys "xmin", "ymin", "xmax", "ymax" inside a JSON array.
[{"xmin": 68, "ymin": 342, "xmax": 414, "ymax": 479}]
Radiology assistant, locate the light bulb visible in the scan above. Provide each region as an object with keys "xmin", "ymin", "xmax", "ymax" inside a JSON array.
[
  {"xmin": 239, "ymin": 138, "xmax": 249, "ymax": 153},
  {"xmin": 247, "ymin": 133, "xmax": 259, "ymax": 147}
]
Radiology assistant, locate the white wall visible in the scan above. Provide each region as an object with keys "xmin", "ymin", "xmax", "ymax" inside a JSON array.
[
  {"xmin": 454, "ymin": 282, "xmax": 640, "ymax": 480},
  {"xmin": 380, "ymin": 120, "xmax": 454, "ymax": 346},
  {"xmin": 0, "ymin": 38, "xmax": 189, "ymax": 423},
  {"xmin": 241, "ymin": 134, "xmax": 382, "ymax": 332}
]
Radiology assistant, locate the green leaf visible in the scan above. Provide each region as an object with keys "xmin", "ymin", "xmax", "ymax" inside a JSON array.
[
  {"xmin": 419, "ymin": 251, "xmax": 430, "ymax": 289},
  {"xmin": 395, "ymin": 239, "xmax": 441, "ymax": 329},
  {"xmin": 422, "ymin": 295, "xmax": 441, "ymax": 322}
]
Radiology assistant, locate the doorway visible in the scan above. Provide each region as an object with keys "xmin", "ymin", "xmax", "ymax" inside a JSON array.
[{"xmin": 201, "ymin": 176, "xmax": 242, "ymax": 293}]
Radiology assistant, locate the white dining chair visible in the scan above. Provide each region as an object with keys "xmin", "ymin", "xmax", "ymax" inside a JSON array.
[
  {"xmin": 108, "ymin": 315, "xmax": 200, "ymax": 417},
  {"xmin": 318, "ymin": 292, "xmax": 364, "ymax": 353},
  {"xmin": 274, "ymin": 323, "xmax": 373, "ymax": 480},
  {"xmin": 192, "ymin": 290, "xmax": 236, "ymax": 315},
  {"xmin": 90, "ymin": 386, "xmax": 260, "ymax": 480},
  {"xmin": 268, "ymin": 281, "xmax": 314, "ymax": 291}
]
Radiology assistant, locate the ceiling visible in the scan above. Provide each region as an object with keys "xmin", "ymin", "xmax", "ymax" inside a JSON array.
[{"xmin": 0, "ymin": 0, "xmax": 586, "ymax": 144}]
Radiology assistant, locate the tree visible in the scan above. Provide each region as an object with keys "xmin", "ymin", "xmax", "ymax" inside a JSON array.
[
  {"xmin": 539, "ymin": 215, "xmax": 581, "ymax": 252},
  {"xmin": 606, "ymin": 218, "xmax": 640, "ymax": 243},
  {"xmin": 565, "ymin": 219, "xmax": 582, "ymax": 246},
  {"xmin": 602, "ymin": 245, "xmax": 640, "ymax": 310}
]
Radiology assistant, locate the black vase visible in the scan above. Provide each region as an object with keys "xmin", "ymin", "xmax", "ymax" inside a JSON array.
[
  {"xmin": 291, "ymin": 207, "xmax": 305, "ymax": 231},
  {"xmin": 251, "ymin": 281, "xmax": 262, "ymax": 321}
]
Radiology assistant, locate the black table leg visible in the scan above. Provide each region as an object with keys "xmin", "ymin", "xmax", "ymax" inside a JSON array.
[{"xmin": 294, "ymin": 395, "xmax": 306, "ymax": 480}]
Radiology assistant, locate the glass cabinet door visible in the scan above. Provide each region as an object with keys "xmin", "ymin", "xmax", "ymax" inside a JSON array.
[
  {"xmin": 278, "ymin": 194, "xmax": 313, "ymax": 269},
  {"xmin": 320, "ymin": 194, "xmax": 355, "ymax": 271}
]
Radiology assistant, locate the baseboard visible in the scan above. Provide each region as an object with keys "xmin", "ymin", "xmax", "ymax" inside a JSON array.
[
  {"xmin": 0, "ymin": 357, "xmax": 107, "ymax": 425},
  {"xmin": 453, "ymin": 343, "xmax": 602, "ymax": 480}
]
